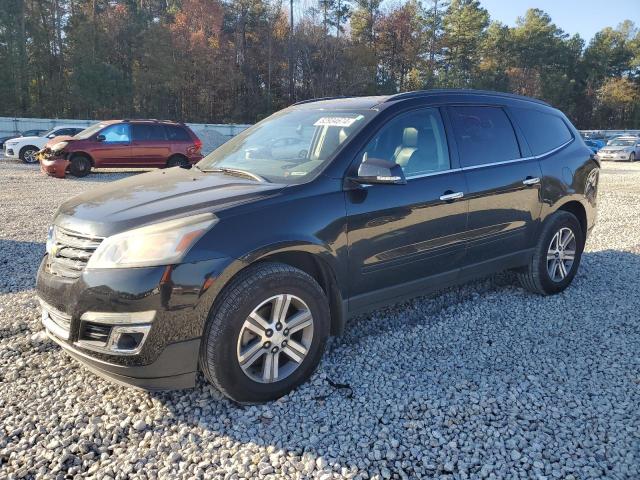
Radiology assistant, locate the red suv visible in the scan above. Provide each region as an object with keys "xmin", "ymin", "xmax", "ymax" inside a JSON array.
[{"xmin": 39, "ymin": 120, "xmax": 203, "ymax": 178}]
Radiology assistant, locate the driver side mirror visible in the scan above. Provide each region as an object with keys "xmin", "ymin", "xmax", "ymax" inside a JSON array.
[
  {"xmin": 96, "ymin": 134, "xmax": 106, "ymax": 142},
  {"xmin": 47, "ymin": 134, "xmax": 56, "ymax": 139},
  {"xmin": 350, "ymin": 157, "xmax": 406, "ymax": 185}
]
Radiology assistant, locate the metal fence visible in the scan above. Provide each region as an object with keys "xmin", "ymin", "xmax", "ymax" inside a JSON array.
[{"xmin": 0, "ymin": 117, "xmax": 251, "ymax": 154}]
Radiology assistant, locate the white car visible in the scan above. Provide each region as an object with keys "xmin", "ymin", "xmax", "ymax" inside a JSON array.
[
  {"xmin": 597, "ymin": 136, "xmax": 640, "ymax": 162},
  {"xmin": 3, "ymin": 125, "xmax": 87, "ymax": 164}
]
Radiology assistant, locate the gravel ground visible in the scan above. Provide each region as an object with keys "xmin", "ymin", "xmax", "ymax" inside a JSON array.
[{"xmin": 0, "ymin": 158, "xmax": 639, "ymax": 479}]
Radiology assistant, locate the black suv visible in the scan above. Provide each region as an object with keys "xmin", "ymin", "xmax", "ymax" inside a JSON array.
[{"xmin": 36, "ymin": 90, "xmax": 599, "ymax": 403}]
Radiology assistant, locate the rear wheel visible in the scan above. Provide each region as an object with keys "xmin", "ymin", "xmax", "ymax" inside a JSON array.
[
  {"xmin": 19, "ymin": 146, "xmax": 39, "ymax": 164},
  {"xmin": 518, "ymin": 211, "xmax": 584, "ymax": 295},
  {"xmin": 166, "ymin": 155, "xmax": 189, "ymax": 168},
  {"xmin": 199, "ymin": 262, "xmax": 330, "ymax": 403},
  {"xmin": 69, "ymin": 155, "xmax": 92, "ymax": 177}
]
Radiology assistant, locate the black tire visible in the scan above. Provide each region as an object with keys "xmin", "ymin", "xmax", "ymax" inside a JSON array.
[
  {"xmin": 629, "ymin": 152, "xmax": 635, "ymax": 162},
  {"xmin": 518, "ymin": 211, "xmax": 584, "ymax": 295},
  {"xmin": 19, "ymin": 146, "xmax": 39, "ymax": 164},
  {"xmin": 199, "ymin": 262, "xmax": 330, "ymax": 404},
  {"xmin": 166, "ymin": 155, "xmax": 190, "ymax": 168},
  {"xmin": 69, "ymin": 155, "xmax": 92, "ymax": 177}
]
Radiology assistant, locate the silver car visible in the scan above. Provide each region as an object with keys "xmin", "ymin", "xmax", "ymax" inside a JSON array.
[{"xmin": 597, "ymin": 136, "xmax": 640, "ymax": 162}]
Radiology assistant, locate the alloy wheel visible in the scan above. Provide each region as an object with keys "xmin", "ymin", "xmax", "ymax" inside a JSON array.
[
  {"xmin": 547, "ymin": 227, "xmax": 576, "ymax": 282},
  {"xmin": 23, "ymin": 149, "xmax": 37, "ymax": 163},
  {"xmin": 236, "ymin": 294, "xmax": 314, "ymax": 383}
]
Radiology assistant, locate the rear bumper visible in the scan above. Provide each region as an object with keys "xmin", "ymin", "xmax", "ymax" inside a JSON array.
[
  {"xmin": 48, "ymin": 332, "xmax": 199, "ymax": 390},
  {"xmin": 39, "ymin": 155, "xmax": 68, "ymax": 178}
]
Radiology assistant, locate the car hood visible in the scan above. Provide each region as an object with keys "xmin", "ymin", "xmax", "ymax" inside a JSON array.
[
  {"xmin": 44, "ymin": 135, "xmax": 76, "ymax": 147},
  {"xmin": 55, "ymin": 167, "xmax": 287, "ymax": 237},
  {"xmin": 8, "ymin": 135, "xmax": 40, "ymax": 143}
]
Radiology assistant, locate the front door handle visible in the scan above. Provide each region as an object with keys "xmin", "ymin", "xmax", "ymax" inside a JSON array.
[
  {"xmin": 440, "ymin": 191, "xmax": 464, "ymax": 201},
  {"xmin": 523, "ymin": 177, "xmax": 541, "ymax": 186}
]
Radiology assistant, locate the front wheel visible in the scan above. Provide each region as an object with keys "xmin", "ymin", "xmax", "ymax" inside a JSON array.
[
  {"xmin": 20, "ymin": 146, "xmax": 39, "ymax": 164},
  {"xmin": 629, "ymin": 152, "xmax": 635, "ymax": 162},
  {"xmin": 518, "ymin": 211, "xmax": 584, "ymax": 295},
  {"xmin": 199, "ymin": 262, "xmax": 330, "ymax": 403},
  {"xmin": 69, "ymin": 155, "xmax": 92, "ymax": 177}
]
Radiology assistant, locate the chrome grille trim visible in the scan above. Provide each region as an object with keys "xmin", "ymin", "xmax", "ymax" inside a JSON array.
[
  {"xmin": 47, "ymin": 226, "xmax": 104, "ymax": 279},
  {"xmin": 39, "ymin": 298, "xmax": 72, "ymax": 340}
]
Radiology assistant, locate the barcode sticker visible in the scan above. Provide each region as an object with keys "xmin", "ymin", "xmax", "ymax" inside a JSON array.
[{"xmin": 313, "ymin": 117, "xmax": 358, "ymax": 128}]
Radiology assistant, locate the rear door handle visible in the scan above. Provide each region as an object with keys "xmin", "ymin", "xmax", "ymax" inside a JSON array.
[
  {"xmin": 522, "ymin": 177, "xmax": 541, "ymax": 186},
  {"xmin": 440, "ymin": 191, "xmax": 464, "ymax": 201}
]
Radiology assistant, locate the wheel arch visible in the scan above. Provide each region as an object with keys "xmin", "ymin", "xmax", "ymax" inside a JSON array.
[
  {"xmin": 205, "ymin": 243, "xmax": 347, "ymax": 338},
  {"xmin": 556, "ymin": 200, "xmax": 587, "ymax": 237}
]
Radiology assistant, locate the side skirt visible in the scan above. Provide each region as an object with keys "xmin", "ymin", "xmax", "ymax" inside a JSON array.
[{"xmin": 345, "ymin": 249, "xmax": 534, "ymax": 319}]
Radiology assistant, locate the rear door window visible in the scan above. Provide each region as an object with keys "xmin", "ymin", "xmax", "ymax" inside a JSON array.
[
  {"xmin": 165, "ymin": 125, "xmax": 191, "ymax": 141},
  {"xmin": 510, "ymin": 108, "xmax": 573, "ymax": 156},
  {"xmin": 132, "ymin": 124, "xmax": 166, "ymax": 141},
  {"xmin": 449, "ymin": 106, "xmax": 521, "ymax": 167}
]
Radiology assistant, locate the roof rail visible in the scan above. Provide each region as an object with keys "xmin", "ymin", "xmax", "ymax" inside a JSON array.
[
  {"xmin": 383, "ymin": 89, "xmax": 551, "ymax": 107},
  {"xmin": 292, "ymin": 96, "xmax": 348, "ymax": 106}
]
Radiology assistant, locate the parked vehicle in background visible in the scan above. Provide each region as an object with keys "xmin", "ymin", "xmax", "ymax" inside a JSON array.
[
  {"xmin": 0, "ymin": 129, "xmax": 49, "ymax": 151},
  {"xmin": 597, "ymin": 136, "xmax": 640, "ymax": 162},
  {"xmin": 4, "ymin": 126, "xmax": 86, "ymax": 163},
  {"xmin": 36, "ymin": 90, "xmax": 598, "ymax": 403},
  {"xmin": 38, "ymin": 120, "xmax": 203, "ymax": 178},
  {"xmin": 584, "ymin": 139, "xmax": 604, "ymax": 154}
]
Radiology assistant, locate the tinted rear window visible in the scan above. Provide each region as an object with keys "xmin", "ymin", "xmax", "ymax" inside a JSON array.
[
  {"xmin": 132, "ymin": 124, "xmax": 166, "ymax": 141},
  {"xmin": 510, "ymin": 108, "xmax": 573, "ymax": 156},
  {"xmin": 449, "ymin": 106, "xmax": 521, "ymax": 167},
  {"xmin": 164, "ymin": 125, "xmax": 191, "ymax": 141}
]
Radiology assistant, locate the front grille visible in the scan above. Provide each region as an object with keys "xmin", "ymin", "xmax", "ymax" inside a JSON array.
[{"xmin": 47, "ymin": 227, "xmax": 103, "ymax": 279}]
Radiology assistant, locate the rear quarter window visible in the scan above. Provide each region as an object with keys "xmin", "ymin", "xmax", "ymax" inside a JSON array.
[
  {"xmin": 165, "ymin": 125, "xmax": 191, "ymax": 141},
  {"xmin": 510, "ymin": 108, "xmax": 573, "ymax": 156}
]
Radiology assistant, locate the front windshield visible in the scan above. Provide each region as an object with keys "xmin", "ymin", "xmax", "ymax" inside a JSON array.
[
  {"xmin": 197, "ymin": 108, "xmax": 374, "ymax": 183},
  {"xmin": 75, "ymin": 123, "xmax": 108, "ymax": 140},
  {"xmin": 608, "ymin": 139, "xmax": 635, "ymax": 146}
]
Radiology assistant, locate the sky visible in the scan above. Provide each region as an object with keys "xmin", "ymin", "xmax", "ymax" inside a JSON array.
[{"xmin": 480, "ymin": 0, "xmax": 640, "ymax": 43}]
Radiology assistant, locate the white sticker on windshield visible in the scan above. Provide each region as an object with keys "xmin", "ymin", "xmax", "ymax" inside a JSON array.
[
  {"xmin": 313, "ymin": 116, "xmax": 358, "ymax": 128},
  {"xmin": 289, "ymin": 171, "xmax": 308, "ymax": 176}
]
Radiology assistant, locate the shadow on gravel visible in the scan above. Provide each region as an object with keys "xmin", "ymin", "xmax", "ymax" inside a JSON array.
[
  {"xmin": 0, "ymin": 239, "xmax": 44, "ymax": 293},
  {"xmin": 143, "ymin": 248, "xmax": 640, "ymax": 477}
]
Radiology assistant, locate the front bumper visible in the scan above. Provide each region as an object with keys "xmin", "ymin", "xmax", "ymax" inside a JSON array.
[
  {"xmin": 39, "ymin": 153, "xmax": 69, "ymax": 178},
  {"xmin": 4, "ymin": 146, "xmax": 18, "ymax": 158},
  {"xmin": 36, "ymin": 255, "xmax": 232, "ymax": 390}
]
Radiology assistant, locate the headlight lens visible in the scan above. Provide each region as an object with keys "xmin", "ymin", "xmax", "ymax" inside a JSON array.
[
  {"xmin": 50, "ymin": 141, "xmax": 68, "ymax": 152},
  {"xmin": 86, "ymin": 213, "xmax": 217, "ymax": 269}
]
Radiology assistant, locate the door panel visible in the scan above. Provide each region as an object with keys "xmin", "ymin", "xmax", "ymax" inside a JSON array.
[
  {"xmin": 130, "ymin": 124, "xmax": 172, "ymax": 166},
  {"xmin": 345, "ymin": 107, "xmax": 468, "ymax": 308},
  {"xmin": 346, "ymin": 173, "xmax": 468, "ymax": 302},
  {"xmin": 447, "ymin": 105, "xmax": 543, "ymax": 264},
  {"xmin": 91, "ymin": 124, "xmax": 132, "ymax": 167},
  {"xmin": 463, "ymin": 159, "xmax": 543, "ymax": 263}
]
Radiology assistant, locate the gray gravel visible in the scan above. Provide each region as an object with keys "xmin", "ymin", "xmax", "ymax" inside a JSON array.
[{"xmin": 1, "ymin": 158, "xmax": 639, "ymax": 479}]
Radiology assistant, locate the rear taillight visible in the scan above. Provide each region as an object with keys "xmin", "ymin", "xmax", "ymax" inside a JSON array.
[{"xmin": 189, "ymin": 139, "xmax": 202, "ymax": 155}]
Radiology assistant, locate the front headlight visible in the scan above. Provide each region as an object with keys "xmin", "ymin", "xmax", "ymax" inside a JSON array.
[
  {"xmin": 50, "ymin": 141, "xmax": 68, "ymax": 152},
  {"xmin": 86, "ymin": 213, "xmax": 217, "ymax": 269}
]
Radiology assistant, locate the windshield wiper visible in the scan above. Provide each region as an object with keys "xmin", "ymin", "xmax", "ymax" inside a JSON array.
[{"xmin": 205, "ymin": 167, "xmax": 269, "ymax": 183}]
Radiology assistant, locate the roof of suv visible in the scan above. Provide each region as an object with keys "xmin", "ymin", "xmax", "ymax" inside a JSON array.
[{"xmin": 291, "ymin": 89, "xmax": 551, "ymax": 110}]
